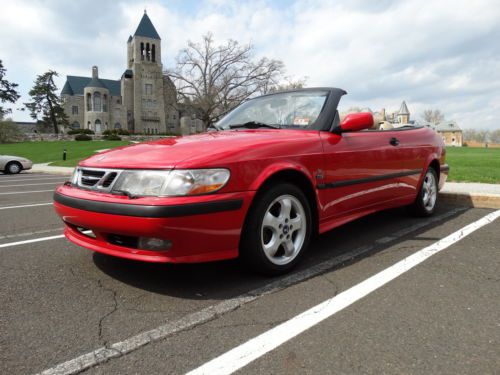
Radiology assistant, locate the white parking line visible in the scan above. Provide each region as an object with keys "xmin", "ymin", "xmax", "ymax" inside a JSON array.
[
  {"xmin": 0, "ymin": 234, "xmax": 65, "ymax": 249},
  {"xmin": 187, "ymin": 209, "xmax": 500, "ymax": 375},
  {"xmin": 0, "ymin": 176, "xmax": 68, "ymax": 183},
  {"xmin": 0, "ymin": 190, "xmax": 54, "ymax": 195},
  {"xmin": 0, "ymin": 228, "xmax": 63, "ymax": 240},
  {"xmin": 0, "ymin": 203, "xmax": 53, "ymax": 210},
  {"xmin": 0, "ymin": 182, "xmax": 63, "ymax": 188},
  {"xmin": 36, "ymin": 207, "xmax": 468, "ymax": 375}
]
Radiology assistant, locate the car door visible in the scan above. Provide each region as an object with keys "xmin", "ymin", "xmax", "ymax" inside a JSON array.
[{"xmin": 318, "ymin": 130, "xmax": 404, "ymax": 219}]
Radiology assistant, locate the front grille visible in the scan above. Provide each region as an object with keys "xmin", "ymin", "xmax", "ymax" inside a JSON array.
[
  {"xmin": 80, "ymin": 169, "xmax": 105, "ymax": 187},
  {"xmin": 73, "ymin": 167, "xmax": 123, "ymax": 192},
  {"xmin": 101, "ymin": 172, "xmax": 117, "ymax": 187}
]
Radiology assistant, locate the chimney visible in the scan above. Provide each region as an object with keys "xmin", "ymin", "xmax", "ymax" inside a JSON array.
[
  {"xmin": 92, "ymin": 66, "xmax": 98, "ymax": 79},
  {"xmin": 381, "ymin": 108, "xmax": 386, "ymax": 121}
]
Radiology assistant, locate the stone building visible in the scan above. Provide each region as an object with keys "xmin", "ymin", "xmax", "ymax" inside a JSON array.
[
  {"xmin": 434, "ymin": 121, "xmax": 463, "ymax": 147},
  {"xmin": 61, "ymin": 11, "xmax": 202, "ymax": 135}
]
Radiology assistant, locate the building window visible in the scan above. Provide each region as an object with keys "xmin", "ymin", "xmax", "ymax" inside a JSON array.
[
  {"xmin": 93, "ymin": 92, "xmax": 101, "ymax": 112},
  {"xmin": 114, "ymin": 122, "xmax": 122, "ymax": 129},
  {"xmin": 103, "ymin": 94, "xmax": 108, "ymax": 112},
  {"xmin": 72, "ymin": 106, "xmax": 78, "ymax": 115},
  {"xmin": 72, "ymin": 121, "xmax": 80, "ymax": 129},
  {"xmin": 86, "ymin": 93, "xmax": 91, "ymax": 111},
  {"xmin": 140, "ymin": 42, "xmax": 144, "ymax": 60},
  {"xmin": 144, "ymin": 84, "xmax": 153, "ymax": 95},
  {"xmin": 146, "ymin": 43, "xmax": 151, "ymax": 61},
  {"xmin": 152, "ymin": 44, "xmax": 156, "ymax": 62},
  {"xmin": 116, "ymin": 98, "xmax": 121, "ymax": 104}
]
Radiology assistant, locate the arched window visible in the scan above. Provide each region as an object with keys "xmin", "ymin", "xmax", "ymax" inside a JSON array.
[
  {"xmin": 103, "ymin": 94, "xmax": 108, "ymax": 112},
  {"xmin": 72, "ymin": 121, "xmax": 80, "ymax": 129},
  {"xmin": 95, "ymin": 119, "xmax": 102, "ymax": 133},
  {"xmin": 152, "ymin": 44, "xmax": 156, "ymax": 62},
  {"xmin": 140, "ymin": 42, "xmax": 144, "ymax": 60},
  {"xmin": 93, "ymin": 92, "xmax": 101, "ymax": 112},
  {"xmin": 87, "ymin": 121, "xmax": 92, "ymax": 130},
  {"xmin": 86, "ymin": 93, "xmax": 92, "ymax": 111},
  {"xmin": 114, "ymin": 122, "xmax": 122, "ymax": 129},
  {"xmin": 146, "ymin": 43, "xmax": 150, "ymax": 61}
]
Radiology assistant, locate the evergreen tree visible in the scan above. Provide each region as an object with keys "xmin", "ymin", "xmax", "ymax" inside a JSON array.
[
  {"xmin": 0, "ymin": 60, "xmax": 21, "ymax": 119},
  {"xmin": 25, "ymin": 70, "xmax": 68, "ymax": 134}
]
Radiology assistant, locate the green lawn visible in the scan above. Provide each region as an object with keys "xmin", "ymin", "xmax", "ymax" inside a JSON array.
[
  {"xmin": 0, "ymin": 140, "xmax": 130, "ymax": 167},
  {"xmin": 446, "ymin": 147, "xmax": 500, "ymax": 184}
]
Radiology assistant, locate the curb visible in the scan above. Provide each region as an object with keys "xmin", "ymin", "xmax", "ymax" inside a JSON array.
[
  {"xmin": 29, "ymin": 164, "xmax": 73, "ymax": 176},
  {"xmin": 439, "ymin": 192, "xmax": 500, "ymax": 209}
]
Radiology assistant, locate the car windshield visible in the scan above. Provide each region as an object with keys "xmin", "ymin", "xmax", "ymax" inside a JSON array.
[{"xmin": 216, "ymin": 90, "xmax": 329, "ymax": 130}]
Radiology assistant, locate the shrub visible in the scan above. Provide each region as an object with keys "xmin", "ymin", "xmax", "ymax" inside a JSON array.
[
  {"xmin": 74, "ymin": 134, "xmax": 92, "ymax": 141},
  {"xmin": 103, "ymin": 134, "xmax": 122, "ymax": 141},
  {"xmin": 0, "ymin": 120, "xmax": 23, "ymax": 143},
  {"xmin": 117, "ymin": 128, "xmax": 130, "ymax": 135}
]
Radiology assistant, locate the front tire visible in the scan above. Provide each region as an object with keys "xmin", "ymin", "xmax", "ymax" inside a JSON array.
[
  {"xmin": 240, "ymin": 183, "xmax": 312, "ymax": 275},
  {"xmin": 5, "ymin": 161, "xmax": 22, "ymax": 174},
  {"xmin": 409, "ymin": 167, "xmax": 438, "ymax": 217}
]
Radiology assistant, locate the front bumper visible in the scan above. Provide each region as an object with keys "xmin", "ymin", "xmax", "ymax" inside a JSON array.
[
  {"xmin": 21, "ymin": 161, "xmax": 33, "ymax": 170},
  {"xmin": 53, "ymin": 185, "xmax": 255, "ymax": 263}
]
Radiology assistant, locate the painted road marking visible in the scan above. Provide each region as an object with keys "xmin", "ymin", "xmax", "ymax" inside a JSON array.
[
  {"xmin": 187, "ymin": 209, "xmax": 500, "ymax": 375},
  {"xmin": 0, "ymin": 228, "xmax": 63, "ymax": 240},
  {"xmin": 0, "ymin": 176, "xmax": 68, "ymax": 183},
  {"xmin": 0, "ymin": 203, "xmax": 53, "ymax": 210},
  {"xmin": 0, "ymin": 190, "xmax": 54, "ymax": 195},
  {"xmin": 36, "ymin": 207, "xmax": 467, "ymax": 375},
  {"xmin": 0, "ymin": 182, "xmax": 64, "ymax": 188},
  {"xmin": 0, "ymin": 234, "xmax": 65, "ymax": 249}
]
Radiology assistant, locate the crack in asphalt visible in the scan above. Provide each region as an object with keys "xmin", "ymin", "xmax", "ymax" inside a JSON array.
[{"xmin": 96, "ymin": 280, "xmax": 119, "ymax": 347}]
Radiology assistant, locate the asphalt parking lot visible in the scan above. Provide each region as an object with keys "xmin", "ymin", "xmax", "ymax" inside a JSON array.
[{"xmin": 1, "ymin": 173, "xmax": 499, "ymax": 375}]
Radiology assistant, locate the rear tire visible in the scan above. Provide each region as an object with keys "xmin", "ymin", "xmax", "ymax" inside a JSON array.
[
  {"xmin": 5, "ymin": 161, "xmax": 22, "ymax": 174},
  {"xmin": 240, "ymin": 183, "xmax": 312, "ymax": 275},
  {"xmin": 409, "ymin": 167, "xmax": 438, "ymax": 217}
]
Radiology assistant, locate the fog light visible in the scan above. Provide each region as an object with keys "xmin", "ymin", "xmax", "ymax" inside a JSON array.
[{"xmin": 138, "ymin": 237, "xmax": 172, "ymax": 251}]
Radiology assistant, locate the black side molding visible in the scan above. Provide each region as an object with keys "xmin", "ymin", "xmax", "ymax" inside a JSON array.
[
  {"xmin": 317, "ymin": 169, "xmax": 422, "ymax": 189},
  {"xmin": 54, "ymin": 192, "xmax": 243, "ymax": 218}
]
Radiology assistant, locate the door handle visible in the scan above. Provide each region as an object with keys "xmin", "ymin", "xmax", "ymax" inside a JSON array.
[{"xmin": 390, "ymin": 137, "xmax": 400, "ymax": 146}]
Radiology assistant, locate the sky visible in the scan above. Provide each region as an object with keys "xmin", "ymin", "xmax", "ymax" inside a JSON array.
[{"xmin": 0, "ymin": 0, "xmax": 499, "ymax": 129}]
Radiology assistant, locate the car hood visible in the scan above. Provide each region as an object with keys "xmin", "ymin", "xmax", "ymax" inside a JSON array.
[
  {"xmin": 1, "ymin": 155, "xmax": 28, "ymax": 160},
  {"xmin": 79, "ymin": 130, "xmax": 321, "ymax": 169}
]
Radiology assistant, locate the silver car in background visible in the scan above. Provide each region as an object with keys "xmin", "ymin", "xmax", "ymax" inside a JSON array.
[{"xmin": 0, "ymin": 155, "xmax": 33, "ymax": 174}]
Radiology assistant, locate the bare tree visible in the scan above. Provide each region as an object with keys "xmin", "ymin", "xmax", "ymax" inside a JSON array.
[
  {"xmin": 266, "ymin": 76, "xmax": 308, "ymax": 93},
  {"xmin": 422, "ymin": 109, "xmax": 445, "ymax": 124},
  {"xmin": 489, "ymin": 129, "xmax": 500, "ymax": 144},
  {"xmin": 167, "ymin": 33, "xmax": 284, "ymax": 128}
]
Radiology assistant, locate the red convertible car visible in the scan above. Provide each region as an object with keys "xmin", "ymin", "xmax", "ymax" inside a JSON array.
[{"xmin": 54, "ymin": 88, "xmax": 448, "ymax": 274}]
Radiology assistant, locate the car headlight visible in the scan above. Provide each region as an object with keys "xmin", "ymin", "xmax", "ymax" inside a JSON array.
[
  {"xmin": 70, "ymin": 168, "xmax": 79, "ymax": 184},
  {"xmin": 111, "ymin": 169, "xmax": 230, "ymax": 197}
]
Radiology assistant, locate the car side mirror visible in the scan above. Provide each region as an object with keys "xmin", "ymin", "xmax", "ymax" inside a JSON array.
[{"xmin": 333, "ymin": 112, "xmax": 374, "ymax": 134}]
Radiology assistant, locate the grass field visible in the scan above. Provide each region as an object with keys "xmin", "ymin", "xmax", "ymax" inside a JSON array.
[
  {"xmin": 0, "ymin": 140, "xmax": 130, "ymax": 167},
  {"xmin": 446, "ymin": 147, "xmax": 500, "ymax": 184}
]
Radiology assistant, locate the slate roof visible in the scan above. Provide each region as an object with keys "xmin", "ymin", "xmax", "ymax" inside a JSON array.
[
  {"xmin": 398, "ymin": 101, "xmax": 410, "ymax": 115},
  {"xmin": 134, "ymin": 11, "xmax": 161, "ymax": 40},
  {"xmin": 85, "ymin": 77, "xmax": 107, "ymax": 89},
  {"xmin": 127, "ymin": 35, "xmax": 132, "ymax": 43},
  {"xmin": 61, "ymin": 76, "xmax": 121, "ymax": 96}
]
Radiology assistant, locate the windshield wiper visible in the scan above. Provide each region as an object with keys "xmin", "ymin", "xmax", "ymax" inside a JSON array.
[
  {"xmin": 229, "ymin": 121, "xmax": 280, "ymax": 129},
  {"xmin": 207, "ymin": 123, "xmax": 222, "ymax": 131}
]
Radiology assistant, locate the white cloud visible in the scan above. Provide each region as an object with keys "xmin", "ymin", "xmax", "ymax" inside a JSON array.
[{"xmin": 1, "ymin": 0, "xmax": 499, "ymax": 129}]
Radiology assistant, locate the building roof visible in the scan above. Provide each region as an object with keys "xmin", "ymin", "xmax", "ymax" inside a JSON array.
[
  {"xmin": 85, "ymin": 77, "xmax": 107, "ymax": 90},
  {"xmin": 435, "ymin": 120, "xmax": 462, "ymax": 132},
  {"xmin": 398, "ymin": 100, "xmax": 410, "ymax": 115},
  {"xmin": 61, "ymin": 76, "xmax": 121, "ymax": 96},
  {"xmin": 127, "ymin": 35, "xmax": 132, "ymax": 43},
  {"xmin": 134, "ymin": 11, "xmax": 161, "ymax": 40}
]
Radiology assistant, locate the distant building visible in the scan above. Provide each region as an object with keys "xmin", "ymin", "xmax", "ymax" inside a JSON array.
[
  {"xmin": 60, "ymin": 11, "xmax": 202, "ymax": 135},
  {"xmin": 434, "ymin": 120, "xmax": 463, "ymax": 147},
  {"xmin": 14, "ymin": 121, "xmax": 38, "ymax": 133}
]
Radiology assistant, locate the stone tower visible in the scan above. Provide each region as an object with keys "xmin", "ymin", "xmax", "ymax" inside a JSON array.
[
  {"xmin": 397, "ymin": 101, "xmax": 410, "ymax": 124},
  {"xmin": 122, "ymin": 11, "xmax": 167, "ymax": 133},
  {"xmin": 84, "ymin": 66, "xmax": 110, "ymax": 133}
]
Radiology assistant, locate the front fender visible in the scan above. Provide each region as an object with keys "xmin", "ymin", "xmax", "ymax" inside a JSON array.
[{"xmin": 248, "ymin": 162, "xmax": 316, "ymax": 191}]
